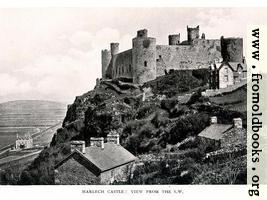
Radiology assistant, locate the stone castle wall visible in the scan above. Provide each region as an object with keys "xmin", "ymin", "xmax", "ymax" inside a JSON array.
[
  {"xmin": 221, "ymin": 37, "xmax": 243, "ymax": 62},
  {"xmin": 101, "ymin": 49, "xmax": 111, "ymax": 78},
  {"xmin": 132, "ymin": 37, "xmax": 157, "ymax": 84},
  {"xmin": 102, "ymin": 27, "xmax": 243, "ymax": 85},
  {"xmin": 156, "ymin": 39, "xmax": 221, "ymax": 76},
  {"xmin": 110, "ymin": 49, "xmax": 132, "ymax": 79}
]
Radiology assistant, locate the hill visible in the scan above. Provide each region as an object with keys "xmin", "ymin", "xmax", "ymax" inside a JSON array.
[
  {"xmin": 0, "ymin": 100, "xmax": 67, "ymax": 149},
  {"xmin": 1, "ymin": 71, "xmax": 247, "ymax": 185}
]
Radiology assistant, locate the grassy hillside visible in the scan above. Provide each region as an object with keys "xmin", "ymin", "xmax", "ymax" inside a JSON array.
[{"xmin": 4, "ymin": 70, "xmax": 247, "ymax": 185}]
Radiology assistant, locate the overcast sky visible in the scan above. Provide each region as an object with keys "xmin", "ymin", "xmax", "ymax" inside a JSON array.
[{"xmin": 0, "ymin": 7, "xmax": 266, "ymax": 104}]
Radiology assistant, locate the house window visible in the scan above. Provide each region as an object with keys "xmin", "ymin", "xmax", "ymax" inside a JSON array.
[
  {"xmin": 159, "ymin": 55, "xmax": 162, "ymax": 59},
  {"xmin": 144, "ymin": 61, "xmax": 147, "ymax": 67},
  {"xmin": 224, "ymin": 75, "xmax": 229, "ymax": 82},
  {"xmin": 225, "ymin": 67, "xmax": 228, "ymax": 73}
]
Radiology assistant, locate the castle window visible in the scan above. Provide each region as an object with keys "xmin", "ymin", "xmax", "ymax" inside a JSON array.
[{"xmin": 144, "ymin": 61, "xmax": 147, "ymax": 67}]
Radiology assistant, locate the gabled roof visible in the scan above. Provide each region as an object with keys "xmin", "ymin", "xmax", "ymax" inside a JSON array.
[
  {"xmin": 218, "ymin": 62, "xmax": 235, "ymax": 72},
  {"xmin": 55, "ymin": 143, "xmax": 137, "ymax": 175},
  {"xmin": 198, "ymin": 124, "xmax": 233, "ymax": 140},
  {"xmin": 218, "ymin": 62, "xmax": 247, "ymax": 72},
  {"xmin": 228, "ymin": 62, "xmax": 247, "ymax": 71}
]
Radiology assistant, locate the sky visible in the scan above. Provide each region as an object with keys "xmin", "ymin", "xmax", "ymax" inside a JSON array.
[{"xmin": 0, "ymin": 7, "xmax": 267, "ymax": 104}]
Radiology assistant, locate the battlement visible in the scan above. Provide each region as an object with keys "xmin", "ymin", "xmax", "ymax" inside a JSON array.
[
  {"xmin": 110, "ymin": 42, "xmax": 119, "ymax": 56},
  {"xmin": 187, "ymin": 25, "xmax": 200, "ymax": 44},
  {"xmin": 101, "ymin": 26, "xmax": 244, "ymax": 85},
  {"xmin": 168, "ymin": 34, "xmax": 180, "ymax": 45},
  {"xmin": 137, "ymin": 29, "xmax": 148, "ymax": 38}
]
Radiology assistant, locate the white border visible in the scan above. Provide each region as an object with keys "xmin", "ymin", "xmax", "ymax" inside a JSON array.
[{"xmin": 0, "ymin": 0, "xmax": 266, "ymax": 7}]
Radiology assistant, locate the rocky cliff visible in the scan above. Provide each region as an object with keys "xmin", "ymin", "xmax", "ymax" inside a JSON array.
[{"xmin": 13, "ymin": 69, "xmax": 247, "ymax": 185}]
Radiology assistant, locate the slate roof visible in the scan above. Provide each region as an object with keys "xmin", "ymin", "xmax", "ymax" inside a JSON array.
[
  {"xmin": 198, "ymin": 124, "xmax": 233, "ymax": 140},
  {"xmin": 55, "ymin": 143, "xmax": 137, "ymax": 175},
  {"xmin": 218, "ymin": 62, "xmax": 247, "ymax": 72},
  {"xmin": 228, "ymin": 62, "xmax": 247, "ymax": 71}
]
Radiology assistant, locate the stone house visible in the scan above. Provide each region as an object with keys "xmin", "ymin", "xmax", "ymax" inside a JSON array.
[
  {"xmin": 54, "ymin": 133, "xmax": 137, "ymax": 185},
  {"xmin": 210, "ymin": 61, "xmax": 247, "ymax": 89},
  {"xmin": 15, "ymin": 133, "xmax": 33, "ymax": 150},
  {"xmin": 198, "ymin": 116, "xmax": 246, "ymax": 152}
]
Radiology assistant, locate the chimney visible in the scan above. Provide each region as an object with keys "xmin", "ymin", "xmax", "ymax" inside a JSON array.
[
  {"xmin": 90, "ymin": 137, "xmax": 104, "ymax": 149},
  {"xmin": 70, "ymin": 140, "xmax": 85, "ymax": 154},
  {"xmin": 233, "ymin": 118, "xmax": 242, "ymax": 129},
  {"xmin": 210, "ymin": 116, "xmax": 217, "ymax": 124},
  {"xmin": 107, "ymin": 131, "xmax": 120, "ymax": 145}
]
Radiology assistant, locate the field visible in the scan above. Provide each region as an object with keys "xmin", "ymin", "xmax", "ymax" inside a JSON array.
[{"xmin": 0, "ymin": 100, "xmax": 66, "ymax": 149}]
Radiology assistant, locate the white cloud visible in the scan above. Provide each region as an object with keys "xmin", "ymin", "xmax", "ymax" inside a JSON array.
[
  {"xmin": 0, "ymin": 8, "xmax": 267, "ymax": 103},
  {"xmin": 0, "ymin": 73, "xmax": 32, "ymax": 96}
]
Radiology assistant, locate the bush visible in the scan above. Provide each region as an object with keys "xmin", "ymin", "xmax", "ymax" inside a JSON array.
[{"xmin": 167, "ymin": 113, "xmax": 209, "ymax": 144}]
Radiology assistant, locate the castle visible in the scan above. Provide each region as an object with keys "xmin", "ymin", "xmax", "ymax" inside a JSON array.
[
  {"xmin": 101, "ymin": 26, "xmax": 246, "ymax": 88},
  {"xmin": 15, "ymin": 133, "xmax": 33, "ymax": 150}
]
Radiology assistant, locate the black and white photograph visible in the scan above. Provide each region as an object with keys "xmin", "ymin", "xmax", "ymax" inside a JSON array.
[{"xmin": 0, "ymin": 3, "xmax": 266, "ymax": 198}]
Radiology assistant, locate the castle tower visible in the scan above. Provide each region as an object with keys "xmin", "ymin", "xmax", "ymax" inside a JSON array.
[
  {"xmin": 221, "ymin": 37, "xmax": 243, "ymax": 63},
  {"xmin": 110, "ymin": 42, "xmax": 119, "ymax": 56},
  {"xmin": 168, "ymin": 34, "xmax": 180, "ymax": 45},
  {"xmin": 187, "ymin": 25, "xmax": 200, "ymax": 44},
  {"xmin": 132, "ymin": 29, "xmax": 157, "ymax": 84},
  {"xmin": 101, "ymin": 49, "xmax": 111, "ymax": 79}
]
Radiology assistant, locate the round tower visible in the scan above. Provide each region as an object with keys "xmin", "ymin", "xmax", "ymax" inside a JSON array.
[
  {"xmin": 221, "ymin": 37, "xmax": 243, "ymax": 62},
  {"xmin": 101, "ymin": 49, "xmax": 111, "ymax": 79},
  {"xmin": 187, "ymin": 25, "xmax": 200, "ymax": 44},
  {"xmin": 110, "ymin": 42, "xmax": 119, "ymax": 56},
  {"xmin": 132, "ymin": 29, "xmax": 156, "ymax": 84},
  {"xmin": 168, "ymin": 34, "xmax": 180, "ymax": 45}
]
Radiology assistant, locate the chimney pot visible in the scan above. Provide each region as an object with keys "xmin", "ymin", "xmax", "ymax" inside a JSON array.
[
  {"xmin": 107, "ymin": 131, "xmax": 120, "ymax": 145},
  {"xmin": 210, "ymin": 116, "xmax": 217, "ymax": 124},
  {"xmin": 70, "ymin": 140, "xmax": 85, "ymax": 154},
  {"xmin": 90, "ymin": 137, "xmax": 105, "ymax": 149},
  {"xmin": 233, "ymin": 118, "xmax": 242, "ymax": 129}
]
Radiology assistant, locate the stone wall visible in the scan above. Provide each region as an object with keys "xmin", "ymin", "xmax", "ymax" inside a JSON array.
[
  {"xmin": 221, "ymin": 128, "xmax": 246, "ymax": 150},
  {"xmin": 198, "ymin": 136, "xmax": 221, "ymax": 152},
  {"xmin": 101, "ymin": 49, "xmax": 111, "ymax": 78},
  {"xmin": 55, "ymin": 157, "xmax": 100, "ymax": 185},
  {"xmin": 111, "ymin": 49, "xmax": 132, "ymax": 79},
  {"xmin": 132, "ymin": 37, "xmax": 157, "ymax": 84},
  {"xmin": 218, "ymin": 64, "xmax": 234, "ymax": 88},
  {"xmin": 221, "ymin": 37, "xmax": 243, "ymax": 62},
  {"xmin": 100, "ymin": 163, "xmax": 131, "ymax": 184},
  {"xmin": 156, "ymin": 39, "xmax": 221, "ymax": 77}
]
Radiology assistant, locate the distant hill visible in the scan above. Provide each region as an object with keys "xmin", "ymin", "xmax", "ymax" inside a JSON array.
[
  {"xmin": 0, "ymin": 100, "xmax": 67, "ymax": 149},
  {"xmin": 0, "ymin": 100, "xmax": 67, "ymax": 127},
  {"xmin": 0, "ymin": 100, "xmax": 66, "ymax": 111}
]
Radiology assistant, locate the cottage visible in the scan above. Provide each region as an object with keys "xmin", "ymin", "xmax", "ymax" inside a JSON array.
[
  {"xmin": 211, "ymin": 61, "xmax": 247, "ymax": 89},
  {"xmin": 198, "ymin": 117, "xmax": 246, "ymax": 152},
  {"xmin": 54, "ymin": 133, "xmax": 137, "ymax": 185},
  {"xmin": 15, "ymin": 133, "xmax": 33, "ymax": 150}
]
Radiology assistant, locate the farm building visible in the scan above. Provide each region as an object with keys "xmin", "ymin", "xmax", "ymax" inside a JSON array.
[
  {"xmin": 15, "ymin": 133, "xmax": 33, "ymax": 150},
  {"xmin": 198, "ymin": 116, "xmax": 246, "ymax": 152},
  {"xmin": 54, "ymin": 133, "xmax": 137, "ymax": 185},
  {"xmin": 210, "ymin": 61, "xmax": 247, "ymax": 89}
]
